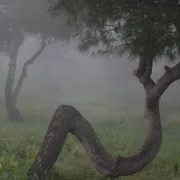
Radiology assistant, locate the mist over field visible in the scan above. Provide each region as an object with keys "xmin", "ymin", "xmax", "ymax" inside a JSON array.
[
  {"xmin": 0, "ymin": 34, "xmax": 180, "ymax": 180},
  {"xmin": 1, "ymin": 36, "xmax": 180, "ymax": 109},
  {"xmin": 0, "ymin": 1, "xmax": 180, "ymax": 180}
]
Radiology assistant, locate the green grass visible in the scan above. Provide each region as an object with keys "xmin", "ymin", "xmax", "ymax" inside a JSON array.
[{"xmin": 0, "ymin": 99, "xmax": 180, "ymax": 180}]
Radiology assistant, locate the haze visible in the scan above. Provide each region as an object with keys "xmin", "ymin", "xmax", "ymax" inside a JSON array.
[{"xmin": 1, "ymin": 36, "xmax": 179, "ymax": 112}]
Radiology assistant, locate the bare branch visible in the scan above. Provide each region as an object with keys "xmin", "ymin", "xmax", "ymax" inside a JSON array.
[
  {"xmin": 133, "ymin": 57, "xmax": 155, "ymax": 92},
  {"xmin": 147, "ymin": 61, "xmax": 180, "ymax": 106},
  {"xmin": 13, "ymin": 36, "xmax": 48, "ymax": 104}
]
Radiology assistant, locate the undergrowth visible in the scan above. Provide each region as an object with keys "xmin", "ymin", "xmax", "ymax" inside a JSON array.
[{"xmin": 0, "ymin": 101, "xmax": 180, "ymax": 180}]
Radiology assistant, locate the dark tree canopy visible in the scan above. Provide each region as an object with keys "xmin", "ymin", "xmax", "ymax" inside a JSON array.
[
  {"xmin": 50, "ymin": 0, "xmax": 180, "ymax": 62},
  {"xmin": 0, "ymin": 0, "xmax": 75, "ymax": 56}
]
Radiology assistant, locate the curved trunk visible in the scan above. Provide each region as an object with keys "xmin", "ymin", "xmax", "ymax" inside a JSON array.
[
  {"xmin": 27, "ymin": 99, "xmax": 161, "ymax": 179},
  {"xmin": 13, "ymin": 36, "xmax": 47, "ymax": 105},
  {"xmin": 27, "ymin": 61, "xmax": 180, "ymax": 179}
]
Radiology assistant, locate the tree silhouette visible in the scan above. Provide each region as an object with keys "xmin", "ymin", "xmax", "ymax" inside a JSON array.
[{"xmin": 0, "ymin": 0, "xmax": 74, "ymax": 122}]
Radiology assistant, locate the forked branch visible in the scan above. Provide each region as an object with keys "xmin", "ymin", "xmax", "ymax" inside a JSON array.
[
  {"xmin": 27, "ymin": 61, "xmax": 180, "ymax": 180},
  {"xmin": 133, "ymin": 56, "xmax": 155, "ymax": 92},
  {"xmin": 146, "ymin": 62, "xmax": 180, "ymax": 106}
]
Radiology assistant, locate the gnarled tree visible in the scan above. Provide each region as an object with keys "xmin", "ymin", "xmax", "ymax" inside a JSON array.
[{"xmin": 27, "ymin": 0, "xmax": 180, "ymax": 179}]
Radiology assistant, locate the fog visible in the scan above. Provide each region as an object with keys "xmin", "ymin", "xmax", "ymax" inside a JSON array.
[
  {"xmin": 0, "ymin": 0, "xmax": 180, "ymax": 121},
  {"xmin": 1, "ymin": 1, "xmax": 180, "ymax": 179},
  {"xmin": 1, "ymin": 36, "xmax": 180, "ymax": 111}
]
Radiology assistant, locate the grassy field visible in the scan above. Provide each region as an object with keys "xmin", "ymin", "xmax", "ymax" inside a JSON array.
[{"xmin": 0, "ymin": 96, "xmax": 180, "ymax": 180}]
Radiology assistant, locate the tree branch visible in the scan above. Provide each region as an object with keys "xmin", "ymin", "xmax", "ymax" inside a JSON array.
[
  {"xmin": 147, "ymin": 61, "xmax": 180, "ymax": 106},
  {"xmin": 27, "ymin": 102, "xmax": 162, "ymax": 179},
  {"xmin": 26, "ymin": 57, "xmax": 180, "ymax": 180},
  {"xmin": 133, "ymin": 57, "xmax": 155, "ymax": 93},
  {"xmin": 13, "ymin": 36, "xmax": 48, "ymax": 104}
]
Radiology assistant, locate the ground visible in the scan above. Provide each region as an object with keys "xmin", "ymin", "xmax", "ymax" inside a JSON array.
[{"xmin": 0, "ymin": 94, "xmax": 180, "ymax": 180}]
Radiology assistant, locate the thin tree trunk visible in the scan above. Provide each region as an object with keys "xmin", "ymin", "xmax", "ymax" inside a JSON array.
[
  {"xmin": 4, "ymin": 23, "xmax": 23, "ymax": 122},
  {"xmin": 13, "ymin": 37, "xmax": 47, "ymax": 105},
  {"xmin": 27, "ymin": 60, "xmax": 180, "ymax": 179}
]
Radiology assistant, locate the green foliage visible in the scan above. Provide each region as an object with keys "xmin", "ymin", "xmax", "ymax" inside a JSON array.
[{"xmin": 50, "ymin": 0, "xmax": 180, "ymax": 61}]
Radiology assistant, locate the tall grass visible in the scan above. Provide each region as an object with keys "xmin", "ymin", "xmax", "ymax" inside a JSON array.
[{"xmin": 0, "ymin": 96, "xmax": 180, "ymax": 179}]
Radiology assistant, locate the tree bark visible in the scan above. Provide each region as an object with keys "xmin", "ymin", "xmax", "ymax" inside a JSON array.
[
  {"xmin": 134, "ymin": 55, "xmax": 153, "ymax": 78},
  {"xmin": 4, "ymin": 23, "xmax": 24, "ymax": 122},
  {"xmin": 27, "ymin": 56, "xmax": 180, "ymax": 179},
  {"xmin": 13, "ymin": 37, "xmax": 47, "ymax": 105},
  {"xmin": 27, "ymin": 61, "xmax": 180, "ymax": 179}
]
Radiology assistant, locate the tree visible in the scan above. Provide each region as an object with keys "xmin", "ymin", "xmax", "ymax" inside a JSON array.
[
  {"xmin": 0, "ymin": 0, "xmax": 74, "ymax": 122},
  {"xmin": 27, "ymin": 0, "xmax": 180, "ymax": 179}
]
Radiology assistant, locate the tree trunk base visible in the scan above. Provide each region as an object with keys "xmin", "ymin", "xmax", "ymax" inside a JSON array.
[
  {"xmin": 27, "ymin": 104, "xmax": 162, "ymax": 179},
  {"xmin": 6, "ymin": 105, "xmax": 24, "ymax": 123}
]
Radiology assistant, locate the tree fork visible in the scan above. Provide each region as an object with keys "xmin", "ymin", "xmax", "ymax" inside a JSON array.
[{"xmin": 27, "ymin": 62, "xmax": 180, "ymax": 179}]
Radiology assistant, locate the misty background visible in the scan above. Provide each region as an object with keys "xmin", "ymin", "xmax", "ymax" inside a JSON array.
[
  {"xmin": 0, "ymin": 0, "xmax": 179, "ymax": 123},
  {"xmin": 1, "ymin": 36, "xmax": 180, "ymax": 116},
  {"xmin": 0, "ymin": 1, "xmax": 180, "ymax": 179}
]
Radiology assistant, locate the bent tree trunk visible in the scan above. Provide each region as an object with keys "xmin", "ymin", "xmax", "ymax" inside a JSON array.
[
  {"xmin": 5, "ymin": 24, "xmax": 24, "ymax": 122},
  {"xmin": 13, "ymin": 36, "xmax": 47, "ymax": 105},
  {"xmin": 27, "ymin": 61, "xmax": 180, "ymax": 179},
  {"xmin": 5, "ymin": 32, "xmax": 47, "ymax": 122}
]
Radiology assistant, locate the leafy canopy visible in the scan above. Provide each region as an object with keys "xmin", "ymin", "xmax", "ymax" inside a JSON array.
[
  {"xmin": 50, "ymin": 0, "xmax": 180, "ymax": 61},
  {"xmin": 0, "ymin": 0, "xmax": 75, "ymax": 55}
]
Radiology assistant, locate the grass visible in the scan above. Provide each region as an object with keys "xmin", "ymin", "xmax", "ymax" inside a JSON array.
[{"xmin": 0, "ymin": 97, "xmax": 180, "ymax": 180}]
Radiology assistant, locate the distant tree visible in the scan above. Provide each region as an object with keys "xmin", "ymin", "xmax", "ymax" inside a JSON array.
[
  {"xmin": 0, "ymin": 0, "xmax": 74, "ymax": 122},
  {"xmin": 26, "ymin": 1, "xmax": 180, "ymax": 179}
]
